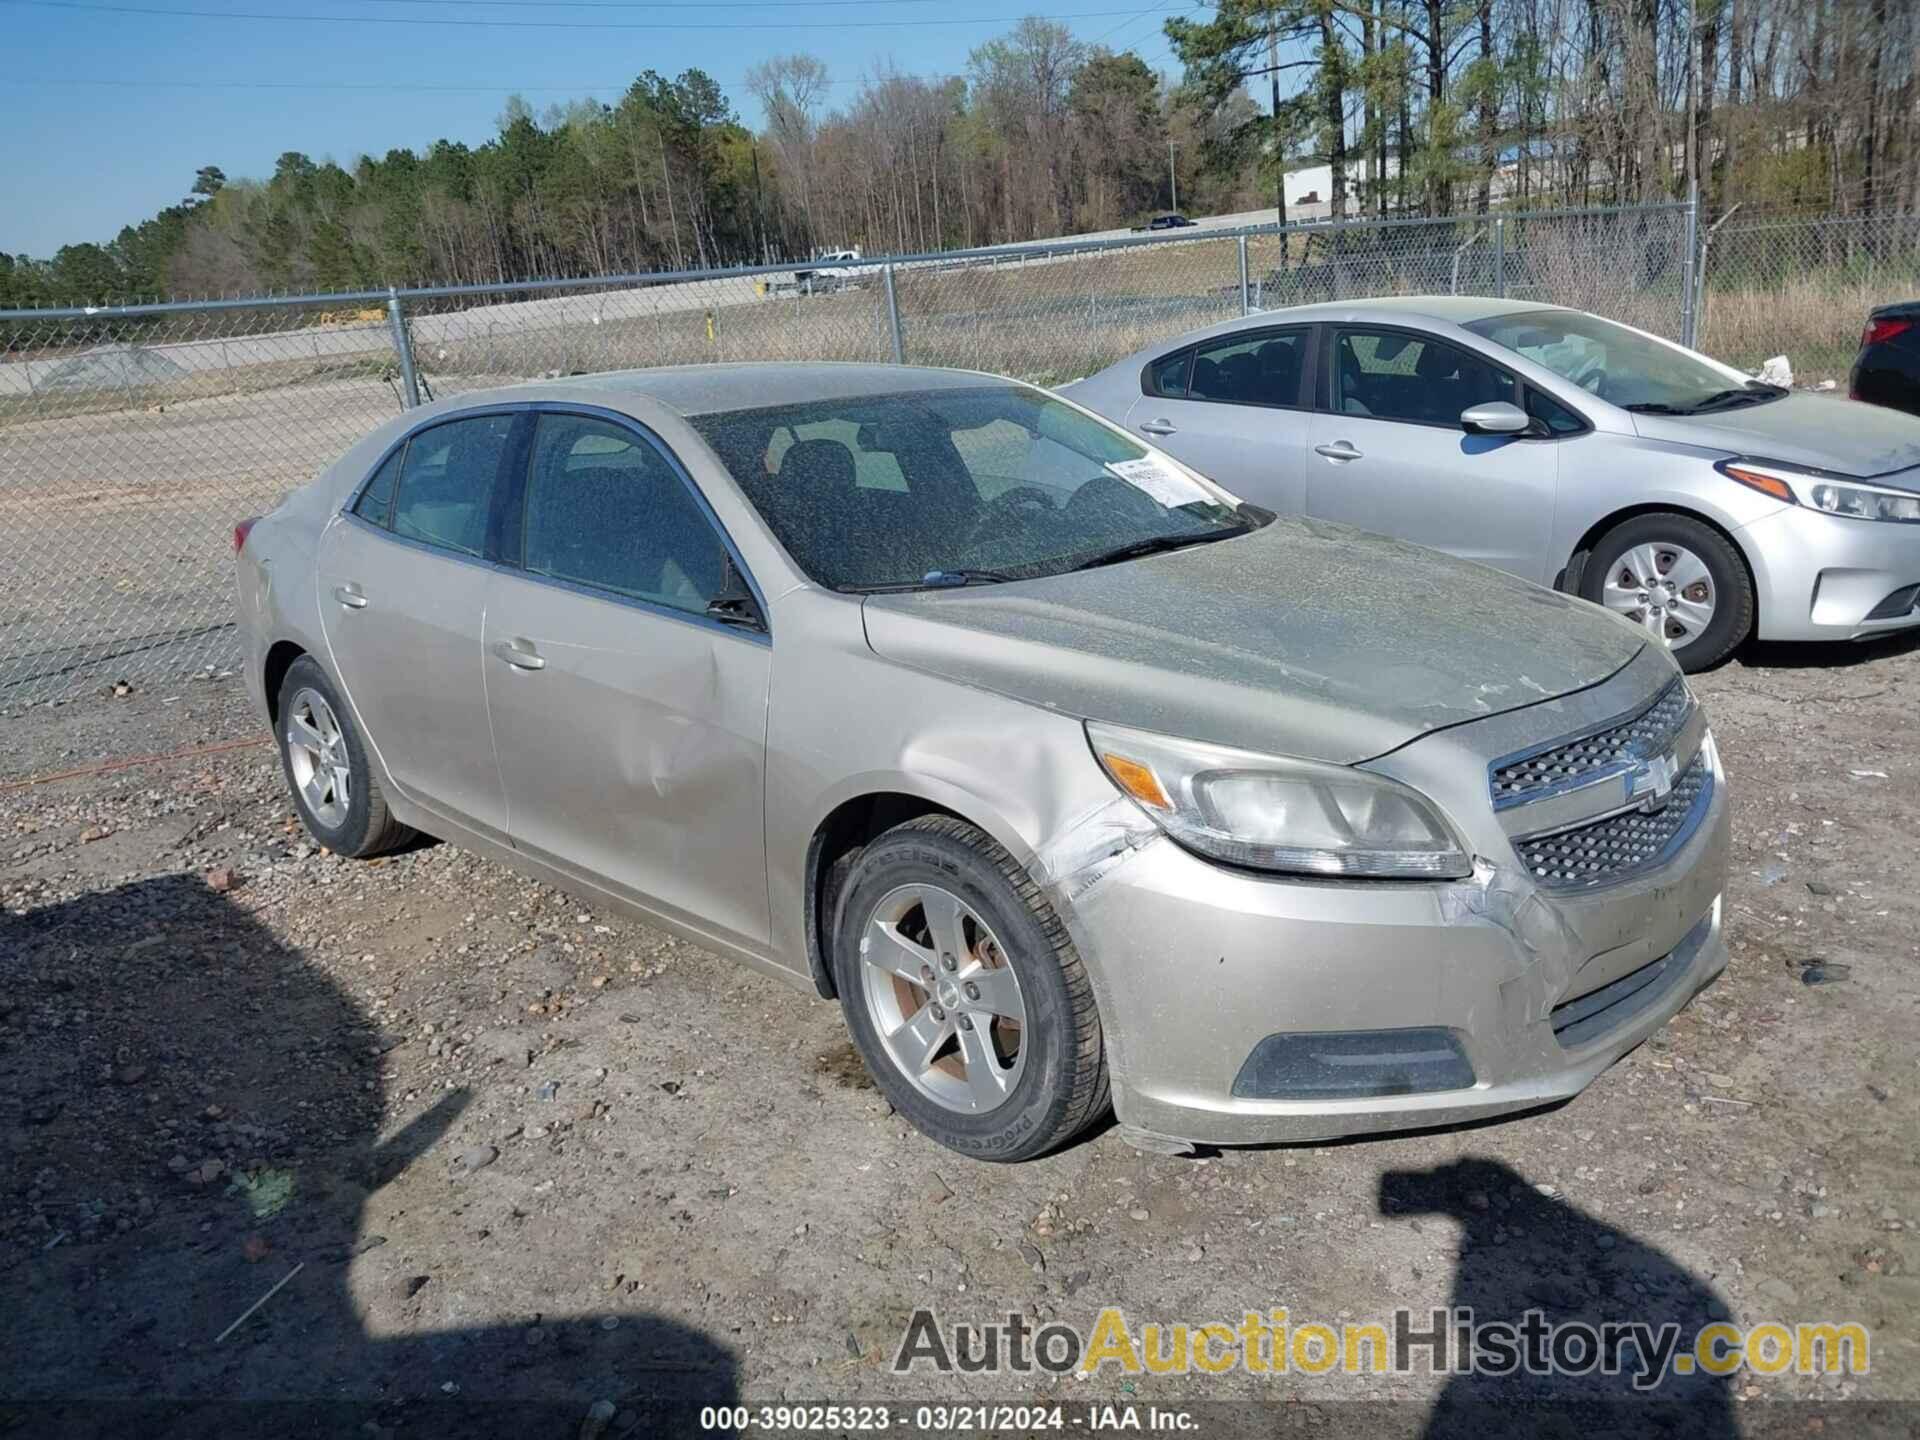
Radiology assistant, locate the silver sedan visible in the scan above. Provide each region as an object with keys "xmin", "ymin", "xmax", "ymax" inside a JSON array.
[
  {"xmin": 1064, "ymin": 298, "xmax": 1920, "ymax": 671},
  {"xmin": 236, "ymin": 364, "xmax": 1727, "ymax": 1158}
]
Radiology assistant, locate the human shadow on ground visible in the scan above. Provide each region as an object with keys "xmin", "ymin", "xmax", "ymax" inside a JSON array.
[
  {"xmin": 0, "ymin": 874, "xmax": 738, "ymax": 1438},
  {"xmin": 1379, "ymin": 1156, "xmax": 1736, "ymax": 1440}
]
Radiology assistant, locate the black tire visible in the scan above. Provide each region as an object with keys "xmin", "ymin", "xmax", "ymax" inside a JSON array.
[
  {"xmin": 273, "ymin": 655, "xmax": 414, "ymax": 858},
  {"xmin": 1580, "ymin": 513, "xmax": 1753, "ymax": 673},
  {"xmin": 830, "ymin": 815, "xmax": 1109, "ymax": 1162}
]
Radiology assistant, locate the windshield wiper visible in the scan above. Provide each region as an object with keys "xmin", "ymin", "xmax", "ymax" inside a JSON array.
[
  {"xmin": 1687, "ymin": 383, "xmax": 1787, "ymax": 413},
  {"xmin": 837, "ymin": 567, "xmax": 1021, "ymax": 595},
  {"xmin": 1064, "ymin": 526, "xmax": 1248, "ymax": 574},
  {"xmin": 1621, "ymin": 401, "xmax": 1693, "ymax": 414}
]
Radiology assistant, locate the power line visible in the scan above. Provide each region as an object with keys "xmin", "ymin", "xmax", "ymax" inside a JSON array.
[
  {"xmin": 304, "ymin": 0, "xmax": 945, "ymax": 7},
  {"xmin": 3, "ymin": 0, "xmax": 1162, "ymax": 28},
  {"xmin": 307, "ymin": 0, "xmax": 945, "ymax": 6},
  {"xmin": 0, "ymin": 72, "xmax": 969, "ymax": 91}
]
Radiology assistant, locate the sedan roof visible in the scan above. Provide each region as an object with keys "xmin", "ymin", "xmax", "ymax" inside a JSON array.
[{"xmin": 457, "ymin": 362, "xmax": 1011, "ymax": 418}]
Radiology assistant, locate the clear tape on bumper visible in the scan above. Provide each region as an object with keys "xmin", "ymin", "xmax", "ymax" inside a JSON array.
[
  {"xmin": 1435, "ymin": 856, "xmax": 1586, "ymax": 1023},
  {"xmin": 1031, "ymin": 795, "xmax": 1165, "ymax": 905}
]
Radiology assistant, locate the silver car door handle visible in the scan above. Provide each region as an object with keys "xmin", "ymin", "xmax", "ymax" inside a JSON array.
[
  {"xmin": 1314, "ymin": 441, "xmax": 1363, "ymax": 461},
  {"xmin": 333, "ymin": 584, "xmax": 369, "ymax": 609},
  {"xmin": 1138, "ymin": 418, "xmax": 1178, "ymax": 436},
  {"xmin": 493, "ymin": 639, "xmax": 546, "ymax": 671}
]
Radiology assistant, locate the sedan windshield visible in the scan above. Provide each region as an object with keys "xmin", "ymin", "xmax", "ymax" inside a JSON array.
[
  {"xmin": 1465, "ymin": 309, "xmax": 1782, "ymax": 414},
  {"xmin": 690, "ymin": 385, "xmax": 1251, "ymax": 591}
]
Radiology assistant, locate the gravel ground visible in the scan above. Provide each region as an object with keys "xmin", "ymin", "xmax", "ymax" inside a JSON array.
[{"xmin": 3, "ymin": 639, "xmax": 1917, "ymax": 1437}]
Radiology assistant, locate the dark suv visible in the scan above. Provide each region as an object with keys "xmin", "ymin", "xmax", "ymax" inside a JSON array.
[{"xmin": 1851, "ymin": 302, "xmax": 1920, "ymax": 418}]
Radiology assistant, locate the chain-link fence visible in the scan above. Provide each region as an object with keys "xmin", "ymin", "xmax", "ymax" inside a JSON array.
[
  {"xmin": 0, "ymin": 196, "xmax": 1801, "ymax": 709},
  {"xmin": 1697, "ymin": 211, "xmax": 1920, "ymax": 376}
]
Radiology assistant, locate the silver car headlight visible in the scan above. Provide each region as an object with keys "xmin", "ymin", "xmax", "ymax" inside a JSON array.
[
  {"xmin": 1086, "ymin": 721, "xmax": 1471, "ymax": 880},
  {"xmin": 1721, "ymin": 460, "xmax": 1920, "ymax": 524}
]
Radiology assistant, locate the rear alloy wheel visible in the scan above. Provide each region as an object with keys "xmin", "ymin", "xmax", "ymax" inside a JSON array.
[
  {"xmin": 274, "ymin": 655, "xmax": 414, "ymax": 858},
  {"xmin": 1581, "ymin": 513, "xmax": 1752, "ymax": 672},
  {"xmin": 831, "ymin": 815, "xmax": 1109, "ymax": 1161}
]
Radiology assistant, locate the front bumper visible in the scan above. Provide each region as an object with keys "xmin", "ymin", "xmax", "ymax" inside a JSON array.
[
  {"xmin": 1739, "ymin": 504, "xmax": 1920, "ymax": 641},
  {"xmin": 1067, "ymin": 743, "xmax": 1730, "ymax": 1147}
]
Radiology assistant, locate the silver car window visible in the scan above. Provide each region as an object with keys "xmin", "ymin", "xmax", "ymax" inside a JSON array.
[
  {"xmin": 1333, "ymin": 328, "xmax": 1512, "ymax": 426},
  {"xmin": 351, "ymin": 446, "xmax": 404, "ymax": 528},
  {"xmin": 390, "ymin": 414, "xmax": 514, "ymax": 556},
  {"xmin": 691, "ymin": 385, "xmax": 1246, "ymax": 591},
  {"xmin": 522, "ymin": 413, "xmax": 727, "ymax": 615}
]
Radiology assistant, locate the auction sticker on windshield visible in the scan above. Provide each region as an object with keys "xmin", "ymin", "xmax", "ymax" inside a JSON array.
[{"xmin": 1107, "ymin": 457, "xmax": 1211, "ymax": 509}]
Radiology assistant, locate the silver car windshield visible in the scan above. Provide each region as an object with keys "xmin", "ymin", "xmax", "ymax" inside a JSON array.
[
  {"xmin": 691, "ymin": 385, "xmax": 1250, "ymax": 591},
  {"xmin": 1465, "ymin": 310, "xmax": 1783, "ymax": 415}
]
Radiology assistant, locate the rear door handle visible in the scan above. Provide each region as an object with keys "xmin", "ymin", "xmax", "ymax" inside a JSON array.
[
  {"xmin": 1314, "ymin": 441, "xmax": 1363, "ymax": 461},
  {"xmin": 333, "ymin": 583, "xmax": 369, "ymax": 609},
  {"xmin": 1138, "ymin": 418, "xmax": 1178, "ymax": 436},
  {"xmin": 493, "ymin": 639, "xmax": 546, "ymax": 671}
]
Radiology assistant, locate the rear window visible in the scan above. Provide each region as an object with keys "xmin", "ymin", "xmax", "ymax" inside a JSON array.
[{"xmin": 689, "ymin": 384, "xmax": 1245, "ymax": 591}]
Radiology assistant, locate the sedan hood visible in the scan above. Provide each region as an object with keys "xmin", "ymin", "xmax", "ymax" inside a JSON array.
[
  {"xmin": 861, "ymin": 518, "xmax": 1646, "ymax": 765},
  {"xmin": 1631, "ymin": 392, "xmax": 1920, "ymax": 482}
]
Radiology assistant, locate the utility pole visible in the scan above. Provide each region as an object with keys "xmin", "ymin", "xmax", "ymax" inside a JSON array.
[
  {"xmin": 1269, "ymin": 10, "xmax": 1288, "ymax": 231},
  {"xmin": 1169, "ymin": 139, "xmax": 1179, "ymax": 212},
  {"xmin": 1684, "ymin": 0, "xmax": 1699, "ymax": 203}
]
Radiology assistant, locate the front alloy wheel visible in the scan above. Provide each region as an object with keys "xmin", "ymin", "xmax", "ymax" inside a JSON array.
[
  {"xmin": 831, "ymin": 815, "xmax": 1109, "ymax": 1160},
  {"xmin": 859, "ymin": 882, "xmax": 1029, "ymax": 1115}
]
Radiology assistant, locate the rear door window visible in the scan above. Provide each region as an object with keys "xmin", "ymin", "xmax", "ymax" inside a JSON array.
[
  {"xmin": 390, "ymin": 414, "xmax": 515, "ymax": 556},
  {"xmin": 1147, "ymin": 348, "xmax": 1193, "ymax": 398},
  {"xmin": 1188, "ymin": 329, "xmax": 1309, "ymax": 408},
  {"xmin": 352, "ymin": 447, "xmax": 403, "ymax": 527}
]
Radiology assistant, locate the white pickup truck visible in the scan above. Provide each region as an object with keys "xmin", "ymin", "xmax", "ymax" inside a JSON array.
[{"xmin": 793, "ymin": 248, "xmax": 865, "ymax": 294}]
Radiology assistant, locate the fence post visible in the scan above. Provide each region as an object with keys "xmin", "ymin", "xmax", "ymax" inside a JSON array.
[
  {"xmin": 881, "ymin": 264, "xmax": 905, "ymax": 365},
  {"xmin": 1238, "ymin": 235, "xmax": 1251, "ymax": 315},
  {"xmin": 1493, "ymin": 217, "xmax": 1506, "ymax": 298},
  {"xmin": 1680, "ymin": 182, "xmax": 1700, "ymax": 349},
  {"xmin": 386, "ymin": 288, "xmax": 422, "ymax": 408}
]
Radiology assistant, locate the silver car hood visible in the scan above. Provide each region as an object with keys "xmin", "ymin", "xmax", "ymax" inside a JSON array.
[
  {"xmin": 1630, "ymin": 392, "xmax": 1920, "ymax": 482},
  {"xmin": 861, "ymin": 518, "xmax": 1646, "ymax": 765}
]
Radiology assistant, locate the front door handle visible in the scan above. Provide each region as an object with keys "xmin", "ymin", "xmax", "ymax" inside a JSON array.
[
  {"xmin": 1314, "ymin": 440, "xmax": 1363, "ymax": 462},
  {"xmin": 1138, "ymin": 418, "xmax": 1178, "ymax": 436},
  {"xmin": 493, "ymin": 639, "xmax": 546, "ymax": 671},
  {"xmin": 333, "ymin": 583, "xmax": 369, "ymax": 609}
]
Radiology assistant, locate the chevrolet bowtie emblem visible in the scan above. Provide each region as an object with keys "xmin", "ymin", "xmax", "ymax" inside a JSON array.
[{"xmin": 1629, "ymin": 752, "xmax": 1678, "ymax": 811}]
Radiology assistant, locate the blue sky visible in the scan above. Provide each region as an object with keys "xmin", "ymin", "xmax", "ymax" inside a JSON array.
[{"xmin": 2, "ymin": 0, "xmax": 1198, "ymax": 258}]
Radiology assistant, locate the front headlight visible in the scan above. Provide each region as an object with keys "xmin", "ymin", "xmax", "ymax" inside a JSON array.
[
  {"xmin": 1086, "ymin": 721, "xmax": 1471, "ymax": 880},
  {"xmin": 1721, "ymin": 460, "xmax": 1920, "ymax": 524}
]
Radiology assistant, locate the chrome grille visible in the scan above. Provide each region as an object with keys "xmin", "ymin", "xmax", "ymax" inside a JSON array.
[
  {"xmin": 1490, "ymin": 679, "xmax": 1691, "ymax": 809},
  {"xmin": 1516, "ymin": 756, "xmax": 1711, "ymax": 888}
]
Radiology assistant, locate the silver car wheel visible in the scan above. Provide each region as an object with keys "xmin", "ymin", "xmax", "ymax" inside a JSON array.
[
  {"xmin": 286, "ymin": 686, "xmax": 353, "ymax": 828},
  {"xmin": 1601, "ymin": 542, "xmax": 1717, "ymax": 650},
  {"xmin": 858, "ymin": 882, "xmax": 1028, "ymax": 1115}
]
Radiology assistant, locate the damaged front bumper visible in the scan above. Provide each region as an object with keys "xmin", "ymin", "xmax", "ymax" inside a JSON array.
[{"xmin": 1042, "ymin": 712, "xmax": 1731, "ymax": 1148}]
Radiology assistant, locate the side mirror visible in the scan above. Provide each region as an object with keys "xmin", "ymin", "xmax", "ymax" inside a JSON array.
[{"xmin": 1460, "ymin": 400, "xmax": 1532, "ymax": 436}]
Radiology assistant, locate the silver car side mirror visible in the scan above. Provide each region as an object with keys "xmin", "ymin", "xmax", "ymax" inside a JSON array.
[{"xmin": 1460, "ymin": 401, "xmax": 1532, "ymax": 435}]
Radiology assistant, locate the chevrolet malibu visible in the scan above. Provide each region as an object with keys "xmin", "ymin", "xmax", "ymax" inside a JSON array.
[
  {"xmin": 1064, "ymin": 299, "xmax": 1920, "ymax": 671},
  {"xmin": 235, "ymin": 364, "xmax": 1729, "ymax": 1160}
]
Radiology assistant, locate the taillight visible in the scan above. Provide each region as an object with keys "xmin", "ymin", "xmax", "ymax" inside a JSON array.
[
  {"xmin": 233, "ymin": 517, "xmax": 260, "ymax": 553},
  {"xmin": 1863, "ymin": 316, "xmax": 1913, "ymax": 347}
]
